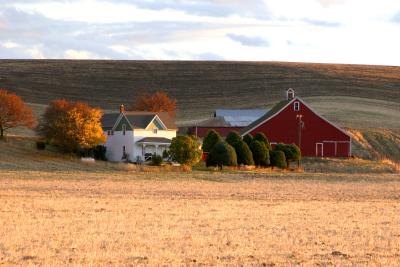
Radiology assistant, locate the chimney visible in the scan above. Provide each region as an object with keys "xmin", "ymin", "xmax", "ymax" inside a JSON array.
[
  {"xmin": 119, "ymin": 104, "xmax": 125, "ymax": 113},
  {"xmin": 286, "ymin": 88, "xmax": 295, "ymax": 100}
]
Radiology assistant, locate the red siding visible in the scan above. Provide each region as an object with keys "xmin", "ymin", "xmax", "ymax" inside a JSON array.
[{"xmin": 246, "ymin": 98, "xmax": 351, "ymax": 157}]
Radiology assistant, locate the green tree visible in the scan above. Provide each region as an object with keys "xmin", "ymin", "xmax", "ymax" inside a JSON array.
[
  {"xmin": 250, "ymin": 140, "xmax": 270, "ymax": 167},
  {"xmin": 243, "ymin": 133, "xmax": 253, "ymax": 146},
  {"xmin": 274, "ymin": 143, "xmax": 301, "ymax": 168},
  {"xmin": 169, "ymin": 135, "xmax": 202, "ymax": 168},
  {"xmin": 202, "ymin": 129, "xmax": 222, "ymax": 152},
  {"xmin": 270, "ymin": 150, "xmax": 287, "ymax": 169},
  {"xmin": 206, "ymin": 141, "xmax": 237, "ymax": 169},
  {"xmin": 225, "ymin": 131, "xmax": 241, "ymax": 147},
  {"xmin": 254, "ymin": 132, "xmax": 272, "ymax": 150},
  {"xmin": 234, "ymin": 140, "xmax": 254, "ymax": 166}
]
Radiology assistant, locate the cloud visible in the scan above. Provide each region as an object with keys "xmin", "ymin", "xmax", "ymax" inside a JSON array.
[
  {"xmin": 226, "ymin": 33, "xmax": 270, "ymax": 47},
  {"xmin": 303, "ymin": 18, "xmax": 341, "ymax": 27},
  {"xmin": 392, "ymin": 11, "xmax": 400, "ymax": 22}
]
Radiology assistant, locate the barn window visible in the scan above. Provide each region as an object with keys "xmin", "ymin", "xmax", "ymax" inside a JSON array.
[
  {"xmin": 122, "ymin": 124, "xmax": 126, "ymax": 135},
  {"xmin": 294, "ymin": 101, "xmax": 300, "ymax": 111}
]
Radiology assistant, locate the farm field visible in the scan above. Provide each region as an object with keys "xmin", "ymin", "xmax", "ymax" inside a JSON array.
[
  {"xmin": 1, "ymin": 60, "xmax": 399, "ymax": 124},
  {"xmin": 0, "ymin": 136, "xmax": 399, "ymax": 266},
  {"xmin": 1, "ymin": 171, "xmax": 400, "ymax": 266}
]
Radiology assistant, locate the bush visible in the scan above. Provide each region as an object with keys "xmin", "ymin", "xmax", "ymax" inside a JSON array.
[
  {"xmin": 93, "ymin": 145, "xmax": 107, "ymax": 161},
  {"xmin": 162, "ymin": 149, "xmax": 170, "ymax": 159},
  {"xmin": 250, "ymin": 140, "xmax": 270, "ymax": 167},
  {"xmin": 254, "ymin": 132, "xmax": 272, "ymax": 150},
  {"xmin": 270, "ymin": 150, "xmax": 287, "ymax": 169},
  {"xmin": 202, "ymin": 130, "xmax": 222, "ymax": 152},
  {"xmin": 169, "ymin": 135, "xmax": 202, "ymax": 168},
  {"xmin": 243, "ymin": 134, "xmax": 253, "ymax": 146},
  {"xmin": 206, "ymin": 141, "xmax": 237, "ymax": 169},
  {"xmin": 225, "ymin": 131, "xmax": 241, "ymax": 147},
  {"xmin": 36, "ymin": 141, "xmax": 46, "ymax": 150},
  {"xmin": 151, "ymin": 154, "xmax": 163, "ymax": 166},
  {"xmin": 274, "ymin": 143, "xmax": 301, "ymax": 168},
  {"xmin": 234, "ymin": 140, "xmax": 254, "ymax": 166}
]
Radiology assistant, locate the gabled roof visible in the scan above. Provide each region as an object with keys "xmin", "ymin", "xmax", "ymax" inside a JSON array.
[
  {"xmin": 240, "ymin": 100, "xmax": 292, "ymax": 135},
  {"xmin": 101, "ymin": 111, "xmax": 176, "ymax": 130},
  {"xmin": 215, "ymin": 109, "xmax": 269, "ymax": 127}
]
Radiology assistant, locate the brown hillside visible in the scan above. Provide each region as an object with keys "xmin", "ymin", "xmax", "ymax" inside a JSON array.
[{"xmin": 0, "ymin": 60, "xmax": 399, "ymax": 122}]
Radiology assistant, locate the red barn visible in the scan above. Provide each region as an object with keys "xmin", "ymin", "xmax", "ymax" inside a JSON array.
[{"xmin": 240, "ymin": 89, "xmax": 351, "ymax": 157}]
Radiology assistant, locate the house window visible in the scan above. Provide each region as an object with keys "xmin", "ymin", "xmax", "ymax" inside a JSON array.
[
  {"xmin": 107, "ymin": 130, "xmax": 111, "ymax": 136},
  {"xmin": 122, "ymin": 124, "xmax": 126, "ymax": 135},
  {"xmin": 153, "ymin": 128, "xmax": 158, "ymax": 134},
  {"xmin": 111, "ymin": 130, "xmax": 114, "ymax": 136},
  {"xmin": 294, "ymin": 101, "xmax": 300, "ymax": 111}
]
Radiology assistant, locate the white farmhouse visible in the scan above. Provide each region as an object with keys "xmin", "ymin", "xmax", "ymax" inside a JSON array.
[{"xmin": 101, "ymin": 105, "xmax": 177, "ymax": 162}]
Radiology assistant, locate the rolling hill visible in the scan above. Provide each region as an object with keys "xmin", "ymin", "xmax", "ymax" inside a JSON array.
[{"xmin": 0, "ymin": 60, "xmax": 399, "ymax": 129}]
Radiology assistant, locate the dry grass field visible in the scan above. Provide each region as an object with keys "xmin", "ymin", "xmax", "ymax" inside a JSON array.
[
  {"xmin": 1, "ymin": 137, "xmax": 400, "ymax": 266},
  {"xmin": 1, "ymin": 171, "xmax": 400, "ymax": 266}
]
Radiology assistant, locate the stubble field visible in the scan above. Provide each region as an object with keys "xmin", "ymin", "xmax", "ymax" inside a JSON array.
[{"xmin": 1, "ymin": 171, "xmax": 399, "ymax": 266}]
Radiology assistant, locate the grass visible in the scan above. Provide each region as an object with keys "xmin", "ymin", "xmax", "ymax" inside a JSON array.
[
  {"xmin": 0, "ymin": 171, "xmax": 400, "ymax": 266},
  {"xmin": 0, "ymin": 60, "xmax": 399, "ymax": 124}
]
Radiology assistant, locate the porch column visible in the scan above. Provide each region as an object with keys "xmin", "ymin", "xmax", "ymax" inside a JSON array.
[
  {"xmin": 142, "ymin": 144, "xmax": 146, "ymax": 156},
  {"xmin": 155, "ymin": 144, "xmax": 159, "ymax": 155}
]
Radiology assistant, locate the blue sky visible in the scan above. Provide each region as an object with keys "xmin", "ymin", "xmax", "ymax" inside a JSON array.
[{"xmin": 0, "ymin": 0, "xmax": 399, "ymax": 65}]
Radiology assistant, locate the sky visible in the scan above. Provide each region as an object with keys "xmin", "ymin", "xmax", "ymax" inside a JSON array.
[{"xmin": 0, "ymin": 0, "xmax": 400, "ymax": 65}]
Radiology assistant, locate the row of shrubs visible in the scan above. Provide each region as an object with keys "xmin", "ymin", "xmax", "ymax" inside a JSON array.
[{"xmin": 203, "ymin": 130, "xmax": 301, "ymax": 169}]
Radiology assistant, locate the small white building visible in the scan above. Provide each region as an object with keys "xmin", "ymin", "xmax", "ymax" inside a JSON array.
[{"xmin": 101, "ymin": 105, "xmax": 177, "ymax": 162}]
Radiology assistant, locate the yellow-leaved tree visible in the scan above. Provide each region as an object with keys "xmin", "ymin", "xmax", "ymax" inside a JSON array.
[{"xmin": 37, "ymin": 100, "xmax": 105, "ymax": 153}]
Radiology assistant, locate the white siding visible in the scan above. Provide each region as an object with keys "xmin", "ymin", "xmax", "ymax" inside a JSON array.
[
  {"xmin": 104, "ymin": 130, "xmax": 135, "ymax": 162},
  {"xmin": 104, "ymin": 129, "xmax": 177, "ymax": 162}
]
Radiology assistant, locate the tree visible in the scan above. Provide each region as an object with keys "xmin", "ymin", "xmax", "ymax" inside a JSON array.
[
  {"xmin": 169, "ymin": 135, "xmax": 202, "ymax": 168},
  {"xmin": 274, "ymin": 143, "xmax": 301, "ymax": 168},
  {"xmin": 202, "ymin": 129, "xmax": 222, "ymax": 153},
  {"xmin": 243, "ymin": 134, "xmax": 253, "ymax": 146},
  {"xmin": 225, "ymin": 131, "xmax": 241, "ymax": 147},
  {"xmin": 250, "ymin": 140, "xmax": 270, "ymax": 167},
  {"xmin": 270, "ymin": 150, "xmax": 287, "ymax": 169},
  {"xmin": 130, "ymin": 91, "xmax": 177, "ymax": 117},
  {"xmin": 206, "ymin": 141, "xmax": 237, "ymax": 169},
  {"xmin": 37, "ymin": 100, "xmax": 106, "ymax": 153},
  {"xmin": 254, "ymin": 132, "xmax": 272, "ymax": 150},
  {"xmin": 0, "ymin": 89, "xmax": 35, "ymax": 138},
  {"xmin": 234, "ymin": 140, "xmax": 254, "ymax": 166}
]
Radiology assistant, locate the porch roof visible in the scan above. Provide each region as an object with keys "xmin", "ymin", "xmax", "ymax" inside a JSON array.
[{"xmin": 136, "ymin": 137, "xmax": 172, "ymax": 144}]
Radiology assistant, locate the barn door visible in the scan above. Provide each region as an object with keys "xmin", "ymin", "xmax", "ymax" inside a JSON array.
[{"xmin": 316, "ymin": 143, "xmax": 323, "ymax": 157}]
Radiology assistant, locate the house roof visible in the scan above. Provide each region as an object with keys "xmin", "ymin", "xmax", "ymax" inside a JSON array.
[
  {"xmin": 136, "ymin": 137, "xmax": 172, "ymax": 144},
  {"xmin": 240, "ymin": 99, "xmax": 292, "ymax": 135},
  {"xmin": 215, "ymin": 109, "xmax": 268, "ymax": 127},
  {"xmin": 101, "ymin": 111, "xmax": 176, "ymax": 130}
]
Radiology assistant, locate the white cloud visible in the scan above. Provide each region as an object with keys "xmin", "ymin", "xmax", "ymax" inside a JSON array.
[
  {"xmin": 64, "ymin": 49, "xmax": 107, "ymax": 59},
  {"xmin": 0, "ymin": 0, "xmax": 399, "ymax": 65}
]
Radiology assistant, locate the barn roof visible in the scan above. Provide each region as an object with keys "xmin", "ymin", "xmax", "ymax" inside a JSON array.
[
  {"xmin": 214, "ymin": 109, "xmax": 268, "ymax": 127},
  {"xmin": 240, "ymin": 100, "xmax": 291, "ymax": 135},
  {"xmin": 101, "ymin": 111, "xmax": 176, "ymax": 130}
]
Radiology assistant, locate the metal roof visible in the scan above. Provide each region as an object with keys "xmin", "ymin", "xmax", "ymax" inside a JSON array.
[{"xmin": 214, "ymin": 109, "xmax": 269, "ymax": 127}]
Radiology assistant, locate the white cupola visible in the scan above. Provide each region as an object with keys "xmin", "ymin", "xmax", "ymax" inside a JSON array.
[{"xmin": 286, "ymin": 88, "xmax": 295, "ymax": 100}]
